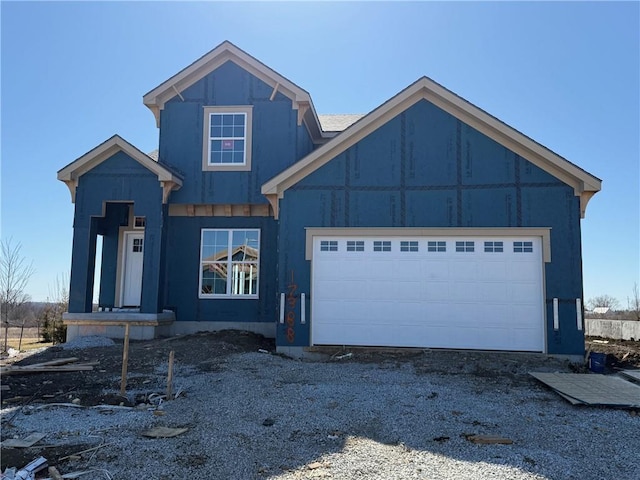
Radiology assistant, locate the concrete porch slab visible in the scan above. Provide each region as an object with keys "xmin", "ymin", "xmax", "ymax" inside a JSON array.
[{"xmin": 63, "ymin": 311, "xmax": 175, "ymax": 341}]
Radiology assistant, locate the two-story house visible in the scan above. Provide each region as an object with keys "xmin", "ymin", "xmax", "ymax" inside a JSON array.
[{"xmin": 58, "ymin": 41, "xmax": 601, "ymax": 358}]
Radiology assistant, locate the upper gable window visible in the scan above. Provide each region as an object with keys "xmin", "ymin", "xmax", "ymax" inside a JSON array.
[{"xmin": 202, "ymin": 106, "xmax": 253, "ymax": 171}]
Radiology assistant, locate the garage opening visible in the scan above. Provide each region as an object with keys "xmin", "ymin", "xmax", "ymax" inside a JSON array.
[{"xmin": 310, "ymin": 233, "xmax": 546, "ymax": 352}]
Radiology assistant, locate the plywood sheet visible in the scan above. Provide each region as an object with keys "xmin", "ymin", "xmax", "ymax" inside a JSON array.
[
  {"xmin": 530, "ymin": 372, "xmax": 640, "ymax": 407},
  {"xmin": 620, "ymin": 370, "xmax": 640, "ymax": 383}
]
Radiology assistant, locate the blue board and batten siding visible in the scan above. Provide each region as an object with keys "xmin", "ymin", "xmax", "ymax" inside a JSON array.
[
  {"xmin": 154, "ymin": 60, "xmax": 314, "ymax": 326},
  {"xmin": 277, "ymin": 99, "xmax": 584, "ymax": 354},
  {"xmin": 69, "ymin": 152, "xmax": 165, "ymax": 313},
  {"xmin": 163, "ymin": 216, "xmax": 278, "ymax": 325},
  {"xmin": 159, "ymin": 61, "xmax": 315, "ymax": 204}
]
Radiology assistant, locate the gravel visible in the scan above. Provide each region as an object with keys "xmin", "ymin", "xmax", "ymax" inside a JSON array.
[
  {"xmin": 2, "ymin": 350, "xmax": 639, "ymax": 479},
  {"xmin": 59, "ymin": 336, "xmax": 116, "ymax": 350}
]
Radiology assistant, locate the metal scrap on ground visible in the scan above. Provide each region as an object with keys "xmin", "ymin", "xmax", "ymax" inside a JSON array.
[{"xmin": 530, "ymin": 372, "xmax": 640, "ymax": 408}]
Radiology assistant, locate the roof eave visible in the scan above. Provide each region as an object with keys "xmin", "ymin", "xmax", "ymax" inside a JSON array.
[
  {"xmin": 58, "ymin": 135, "xmax": 183, "ymax": 204},
  {"xmin": 262, "ymin": 76, "xmax": 602, "ymax": 218},
  {"xmin": 142, "ymin": 41, "xmax": 323, "ymax": 140}
]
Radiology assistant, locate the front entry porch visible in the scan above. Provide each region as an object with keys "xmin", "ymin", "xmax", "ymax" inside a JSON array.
[{"xmin": 63, "ymin": 310, "xmax": 175, "ymax": 341}]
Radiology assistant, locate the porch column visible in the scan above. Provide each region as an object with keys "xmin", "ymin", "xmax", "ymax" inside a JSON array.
[{"xmin": 68, "ymin": 217, "xmax": 98, "ymax": 313}]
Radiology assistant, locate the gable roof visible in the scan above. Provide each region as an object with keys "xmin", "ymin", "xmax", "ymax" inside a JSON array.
[
  {"xmin": 142, "ymin": 41, "xmax": 325, "ymax": 141},
  {"xmin": 57, "ymin": 135, "xmax": 182, "ymax": 203},
  {"xmin": 262, "ymin": 76, "xmax": 602, "ymax": 218}
]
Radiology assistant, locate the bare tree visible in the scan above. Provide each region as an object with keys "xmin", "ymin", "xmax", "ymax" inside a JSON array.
[
  {"xmin": 627, "ymin": 282, "xmax": 640, "ymax": 321},
  {"xmin": 587, "ymin": 294, "xmax": 620, "ymax": 312},
  {"xmin": 0, "ymin": 238, "xmax": 36, "ymax": 352}
]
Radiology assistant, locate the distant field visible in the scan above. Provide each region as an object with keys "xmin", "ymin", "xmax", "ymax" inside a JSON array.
[{"xmin": 2, "ymin": 327, "xmax": 52, "ymax": 351}]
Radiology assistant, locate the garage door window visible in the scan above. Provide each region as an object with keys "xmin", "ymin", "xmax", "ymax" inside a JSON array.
[
  {"xmin": 320, "ymin": 240, "xmax": 338, "ymax": 252},
  {"xmin": 484, "ymin": 241, "xmax": 504, "ymax": 253},
  {"xmin": 514, "ymin": 241, "xmax": 533, "ymax": 253},
  {"xmin": 373, "ymin": 241, "xmax": 392, "ymax": 252},
  {"xmin": 456, "ymin": 241, "xmax": 475, "ymax": 252},
  {"xmin": 200, "ymin": 229, "xmax": 260, "ymax": 298},
  {"xmin": 347, "ymin": 241, "xmax": 365, "ymax": 252},
  {"xmin": 400, "ymin": 241, "xmax": 419, "ymax": 252},
  {"xmin": 427, "ymin": 241, "xmax": 446, "ymax": 252}
]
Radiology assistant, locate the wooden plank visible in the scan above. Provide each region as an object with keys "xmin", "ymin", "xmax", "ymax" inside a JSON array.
[
  {"xmin": 0, "ymin": 365, "xmax": 94, "ymax": 376},
  {"xmin": 1, "ymin": 432, "xmax": 46, "ymax": 448},
  {"xmin": 166, "ymin": 350, "xmax": 175, "ymax": 400},
  {"xmin": 465, "ymin": 435, "xmax": 513, "ymax": 445},
  {"xmin": 120, "ymin": 323, "xmax": 130, "ymax": 396},
  {"xmin": 530, "ymin": 372, "xmax": 640, "ymax": 407},
  {"xmin": 23, "ymin": 357, "xmax": 79, "ymax": 368}
]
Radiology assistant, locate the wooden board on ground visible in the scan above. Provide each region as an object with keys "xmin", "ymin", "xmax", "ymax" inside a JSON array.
[
  {"xmin": 620, "ymin": 370, "xmax": 640, "ymax": 384},
  {"xmin": 1, "ymin": 432, "xmax": 46, "ymax": 448},
  {"xmin": 530, "ymin": 372, "xmax": 640, "ymax": 408}
]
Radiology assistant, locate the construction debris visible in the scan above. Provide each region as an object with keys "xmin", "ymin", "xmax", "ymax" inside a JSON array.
[
  {"xmin": 58, "ymin": 443, "xmax": 114, "ymax": 462},
  {"xmin": 0, "ymin": 432, "xmax": 46, "ymax": 448},
  {"xmin": 530, "ymin": 372, "xmax": 640, "ymax": 408},
  {"xmin": 141, "ymin": 426, "xmax": 188, "ymax": 438},
  {"xmin": 2, "ymin": 456, "xmax": 48, "ymax": 480},
  {"xmin": 1, "ymin": 358, "xmax": 95, "ymax": 376},
  {"xmin": 464, "ymin": 434, "xmax": 513, "ymax": 445},
  {"xmin": 47, "ymin": 466, "xmax": 64, "ymax": 480},
  {"xmin": 619, "ymin": 370, "xmax": 640, "ymax": 384}
]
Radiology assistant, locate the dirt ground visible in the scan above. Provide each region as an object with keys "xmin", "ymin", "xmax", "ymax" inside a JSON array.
[{"xmin": 1, "ymin": 331, "xmax": 639, "ymax": 472}]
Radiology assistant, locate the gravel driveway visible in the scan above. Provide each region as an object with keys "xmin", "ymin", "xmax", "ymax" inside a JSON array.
[{"xmin": 2, "ymin": 345, "xmax": 639, "ymax": 479}]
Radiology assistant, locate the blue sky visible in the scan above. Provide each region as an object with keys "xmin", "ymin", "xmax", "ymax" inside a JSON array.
[{"xmin": 1, "ymin": 1, "xmax": 638, "ymax": 307}]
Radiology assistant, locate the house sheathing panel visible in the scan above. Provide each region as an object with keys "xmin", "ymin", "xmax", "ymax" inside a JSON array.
[{"xmin": 58, "ymin": 41, "xmax": 600, "ymax": 357}]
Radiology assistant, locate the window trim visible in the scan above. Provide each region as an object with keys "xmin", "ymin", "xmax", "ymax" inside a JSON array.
[
  {"xmin": 202, "ymin": 106, "xmax": 253, "ymax": 172},
  {"xmin": 199, "ymin": 228, "xmax": 260, "ymax": 299}
]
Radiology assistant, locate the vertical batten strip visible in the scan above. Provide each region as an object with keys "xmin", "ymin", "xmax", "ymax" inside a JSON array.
[
  {"xmin": 576, "ymin": 298, "xmax": 583, "ymax": 331},
  {"xmin": 280, "ymin": 293, "xmax": 285, "ymax": 324}
]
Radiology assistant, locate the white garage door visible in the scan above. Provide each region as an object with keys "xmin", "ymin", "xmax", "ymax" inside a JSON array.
[{"xmin": 311, "ymin": 236, "xmax": 544, "ymax": 352}]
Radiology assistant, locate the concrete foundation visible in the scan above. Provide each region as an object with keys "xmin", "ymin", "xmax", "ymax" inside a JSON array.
[{"xmin": 585, "ymin": 318, "xmax": 640, "ymax": 341}]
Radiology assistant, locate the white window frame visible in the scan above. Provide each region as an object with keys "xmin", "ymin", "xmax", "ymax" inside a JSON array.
[
  {"xmin": 202, "ymin": 106, "xmax": 253, "ymax": 172},
  {"xmin": 199, "ymin": 228, "xmax": 260, "ymax": 299}
]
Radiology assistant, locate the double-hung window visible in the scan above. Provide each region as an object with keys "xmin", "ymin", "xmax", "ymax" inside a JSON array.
[
  {"xmin": 202, "ymin": 106, "xmax": 253, "ymax": 171},
  {"xmin": 200, "ymin": 229, "xmax": 260, "ymax": 298}
]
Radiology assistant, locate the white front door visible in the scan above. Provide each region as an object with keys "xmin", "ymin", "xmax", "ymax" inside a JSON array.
[{"xmin": 122, "ymin": 232, "xmax": 144, "ymax": 307}]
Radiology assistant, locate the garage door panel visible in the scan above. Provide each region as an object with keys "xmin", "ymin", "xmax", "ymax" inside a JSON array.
[
  {"xmin": 480, "ymin": 261, "xmax": 508, "ymax": 280},
  {"xmin": 312, "ymin": 235, "xmax": 544, "ymax": 352},
  {"xmin": 510, "ymin": 282, "xmax": 541, "ymax": 303},
  {"xmin": 449, "ymin": 260, "xmax": 479, "ymax": 280},
  {"xmin": 422, "ymin": 260, "xmax": 450, "ymax": 280},
  {"xmin": 476, "ymin": 282, "xmax": 509, "ymax": 302},
  {"xmin": 422, "ymin": 282, "xmax": 449, "ymax": 301}
]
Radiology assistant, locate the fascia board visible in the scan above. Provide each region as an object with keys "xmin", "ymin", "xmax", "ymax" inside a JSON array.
[
  {"xmin": 262, "ymin": 77, "xmax": 601, "ymax": 200},
  {"xmin": 422, "ymin": 78, "xmax": 602, "ymax": 193},
  {"xmin": 261, "ymin": 80, "xmax": 433, "ymax": 196},
  {"xmin": 142, "ymin": 41, "xmax": 320, "ymax": 137},
  {"xmin": 57, "ymin": 135, "xmax": 182, "ymax": 186}
]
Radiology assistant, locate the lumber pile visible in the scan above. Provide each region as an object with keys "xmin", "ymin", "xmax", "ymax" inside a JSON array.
[{"xmin": 0, "ymin": 357, "xmax": 95, "ymax": 376}]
